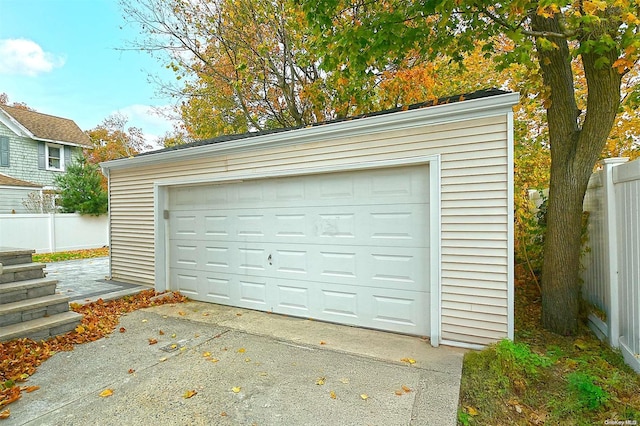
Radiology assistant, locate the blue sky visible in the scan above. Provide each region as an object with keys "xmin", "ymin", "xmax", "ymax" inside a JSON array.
[{"xmin": 0, "ymin": 0, "xmax": 177, "ymax": 146}]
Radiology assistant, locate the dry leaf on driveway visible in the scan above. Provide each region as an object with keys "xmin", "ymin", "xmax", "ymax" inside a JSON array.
[
  {"xmin": 99, "ymin": 389, "xmax": 113, "ymax": 397},
  {"xmin": 183, "ymin": 390, "xmax": 197, "ymax": 399}
]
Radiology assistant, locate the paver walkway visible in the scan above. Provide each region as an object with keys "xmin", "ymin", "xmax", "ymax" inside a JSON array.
[{"xmin": 45, "ymin": 257, "xmax": 147, "ymax": 304}]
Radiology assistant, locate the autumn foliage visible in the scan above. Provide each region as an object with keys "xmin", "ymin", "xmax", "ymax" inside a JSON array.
[{"xmin": 0, "ymin": 290, "xmax": 186, "ymax": 414}]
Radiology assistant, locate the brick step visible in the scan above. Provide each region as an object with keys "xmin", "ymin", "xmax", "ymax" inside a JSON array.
[
  {"xmin": 0, "ymin": 311, "xmax": 83, "ymax": 342},
  {"xmin": 0, "ymin": 294, "xmax": 71, "ymax": 328},
  {"xmin": 0, "ymin": 248, "xmax": 35, "ymax": 266},
  {"xmin": 0, "ymin": 278, "xmax": 58, "ymax": 304},
  {"xmin": 0, "ymin": 263, "xmax": 46, "ymax": 284}
]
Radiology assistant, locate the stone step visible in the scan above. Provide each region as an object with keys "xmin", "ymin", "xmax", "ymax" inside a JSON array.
[
  {"xmin": 0, "ymin": 248, "xmax": 35, "ymax": 266},
  {"xmin": 0, "ymin": 311, "xmax": 83, "ymax": 342},
  {"xmin": 0, "ymin": 294, "xmax": 71, "ymax": 328},
  {"xmin": 0, "ymin": 262, "xmax": 46, "ymax": 284},
  {"xmin": 0, "ymin": 278, "xmax": 58, "ymax": 304}
]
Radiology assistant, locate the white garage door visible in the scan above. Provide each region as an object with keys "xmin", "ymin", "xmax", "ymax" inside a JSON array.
[{"xmin": 168, "ymin": 165, "xmax": 430, "ymax": 335}]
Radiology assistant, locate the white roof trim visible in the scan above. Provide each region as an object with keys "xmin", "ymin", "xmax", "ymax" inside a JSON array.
[
  {"xmin": 102, "ymin": 92, "xmax": 520, "ymax": 171},
  {"xmin": 0, "ymin": 108, "xmax": 32, "ymax": 138}
]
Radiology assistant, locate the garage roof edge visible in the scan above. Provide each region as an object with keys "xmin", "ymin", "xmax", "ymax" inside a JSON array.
[{"xmin": 101, "ymin": 90, "xmax": 519, "ymax": 171}]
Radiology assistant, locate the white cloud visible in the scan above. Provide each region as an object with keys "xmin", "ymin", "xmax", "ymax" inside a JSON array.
[
  {"xmin": 0, "ymin": 38, "xmax": 65, "ymax": 76},
  {"xmin": 113, "ymin": 104, "xmax": 181, "ymax": 150}
]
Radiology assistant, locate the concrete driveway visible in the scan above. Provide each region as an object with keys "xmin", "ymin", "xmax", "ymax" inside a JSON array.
[{"xmin": 7, "ymin": 301, "xmax": 465, "ymax": 426}]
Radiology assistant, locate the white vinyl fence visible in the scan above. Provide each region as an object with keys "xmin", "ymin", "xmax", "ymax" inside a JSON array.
[
  {"xmin": 0, "ymin": 213, "xmax": 108, "ymax": 253},
  {"xmin": 582, "ymin": 157, "xmax": 640, "ymax": 373}
]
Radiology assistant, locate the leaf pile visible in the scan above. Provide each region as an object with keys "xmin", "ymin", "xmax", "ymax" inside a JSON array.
[
  {"xmin": 0, "ymin": 290, "xmax": 186, "ymax": 414},
  {"xmin": 32, "ymin": 247, "xmax": 109, "ymax": 263}
]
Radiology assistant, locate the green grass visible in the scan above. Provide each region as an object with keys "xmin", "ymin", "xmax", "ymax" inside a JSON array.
[
  {"xmin": 457, "ymin": 266, "xmax": 640, "ymax": 425},
  {"xmin": 32, "ymin": 247, "xmax": 109, "ymax": 263}
]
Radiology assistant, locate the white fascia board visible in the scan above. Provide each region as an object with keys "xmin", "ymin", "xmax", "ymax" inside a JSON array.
[
  {"xmin": 34, "ymin": 137, "xmax": 91, "ymax": 148},
  {"xmin": 101, "ymin": 92, "xmax": 520, "ymax": 171}
]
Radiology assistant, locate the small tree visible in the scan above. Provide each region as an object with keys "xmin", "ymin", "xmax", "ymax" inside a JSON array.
[{"xmin": 54, "ymin": 158, "xmax": 108, "ymax": 215}]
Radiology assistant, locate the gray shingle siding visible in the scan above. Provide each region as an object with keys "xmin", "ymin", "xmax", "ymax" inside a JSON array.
[{"xmin": 0, "ymin": 121, "xmax": 83, "ymax": 187}]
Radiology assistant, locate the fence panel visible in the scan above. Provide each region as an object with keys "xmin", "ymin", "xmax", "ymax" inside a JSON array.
[
  {"xmin": 0, "ymin": 213, "xmax": 108, "ymax": 253},
  {"xmin": 582, "ymin": 158, "xmax": 640, "ymax": 374},
  {"xmin": 613, "ymin": 162, "xmax": 640, "ymax": 371},
  {"xmin": 582, "ymin": 171, "xmax": 610, "ymax": 339}
]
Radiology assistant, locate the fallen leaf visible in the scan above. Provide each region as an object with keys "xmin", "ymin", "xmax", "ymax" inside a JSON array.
[
  {"xmin": 171, "ymin": 344, "xmax": 178, "ymax": 349},
  {"xmin": 203, "ymin": 352, "xmax": 211, "ymax": 357},
  {"xmin": 339, "ymin": 378, "xmax": 350, "ymax": 384},
  {"xmin": 400, "ymin": 357, "xmax": 416, "ymax": 365},
  {"xmin": 183, "ymin": 390, "xmax": 197, "ymax": 399},
  {"xmin": 159, "ymin": 330, "xmax": 165, "ymax": 335},
  {"xmin": 119, "ymin": 327, "xmax": 126, "ymax": 333},
  {"xmin": 159, "ymin": 357, "xmax": 168, "ymax": 362},
  {"xmin": 178, "ymin": 311, "xmax": 186, "ymax": 316},
  {"xmin": 0, "ymin": 409, "xmax": 9, "ymax": 419},
  {"xmin": 24, "ymin": 386, "xmax": 40, "ymax": 393},
  {"xmin": 142, "ymin": 319, "xmax": 148, "ymax": 323},
  {"xmin": 245, "ymin": 358, "xmax": 251, "ymax": 362},
  {"xmin": 128, "ymin": 369, "xmax": 135, "ymax": 374},
  {"xmin": 236, "ymin": 313, "xmax": 242, "ymax": 316},
  {"xmin": 220, "ymin": 412, "xmax": 227, "ymax": 417},
  {"xmin": 202, "ymin": 313, "xmax": 210, "ymax": 317},
  {"xmin": 402, "ymin": 385, "xmax": 411, "ymax": 393},
  {"xmin": 330, "ymin": 390, "xmax": 336, "ymax": 399},
  {"xmin": 465, "ymin": 406, "xmax": 479, "ymax": 416},
  {"xmin": 171, "ymin": 333, "xmax": 177, "ymax": 338},
  {"xmin": 573, "ymin": 339, "xmax": 588, "ymax": 350},
  {"xmin": 319, "ymin": 341, "xmax": 327, "ymax": 345},
  {"xmin": 210, "ymin": 358, "xmax": 219, "ymax": 363},
  {"xmin": 148, "ymin": 338, "xmax": 158, "ymax": 345},
  {"xmin": 237, "ymin": 348, "xmax": 246, "ymax": 353},
  {"xmin": 360, "ymin": 394, "xmax": 369, "ymax": 400},
  {"xmin": 395, "ymin": 390, "xmax": 404, "ymax": 396},
  {"xmin": 99, "ymin": 389, "xmax": 113, "ymax": 398},
  {"xmin": 75, "ymin": 325, "xmax": 85, "ymax": 334},
  {"xmin": 232, "ymin": 387, "xmax": 241, "ymax": 393},
  {"xmin": 316, "ymin": 377, "xmax": 325, "ymax": 386}
]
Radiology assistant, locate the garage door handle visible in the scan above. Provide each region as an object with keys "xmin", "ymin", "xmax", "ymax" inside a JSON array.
[{"xmin": 268, "ymin": 254, "xmax": 272, "ymax": 265}]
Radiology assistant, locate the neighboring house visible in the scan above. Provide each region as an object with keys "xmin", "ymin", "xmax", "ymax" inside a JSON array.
[
  {"xmin": 0, "ymin": 105, "xmax": 92, "ymax": 213},
  {"xmin": 101, "ymin": 89, "xmax": 519, "ymax": 348},
  {"xmin": 0, "ymin": 173, "xmax": 42, "ymax": 213}
]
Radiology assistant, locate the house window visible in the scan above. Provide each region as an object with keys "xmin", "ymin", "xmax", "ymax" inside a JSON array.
[{"xmin": 46, "ymin": 144, "xmax": 63, "ymax": 170}]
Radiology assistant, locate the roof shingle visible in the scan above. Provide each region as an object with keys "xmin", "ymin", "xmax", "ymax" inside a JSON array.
[
  {"xmin": 0, "ymin": 104, "xmax": 92, "ymax": 147},
  {"xmin": 0, "ymin": 172, "xmax": 42, "ymax": 188}
]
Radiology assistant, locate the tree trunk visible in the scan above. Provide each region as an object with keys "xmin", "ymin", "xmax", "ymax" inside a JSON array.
[{"xmin": 531, "ymin": 13, "xmax": 623, "ymax": 334}]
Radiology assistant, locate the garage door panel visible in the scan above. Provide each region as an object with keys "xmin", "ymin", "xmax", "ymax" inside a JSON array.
[
  {"xmin": 170, "ymin": 204, "xmax": 429, "ymax": 248},
  {"xmin": 169, "ymin": 165, "xmax": 429, "ymax": 210},
  {"xmin": 168, "ymin": 165, "xmax": 431, "ymax": 336},
  {"xmin": 170, "ymin": 241, "xmax": 428, "ymax": 292}
]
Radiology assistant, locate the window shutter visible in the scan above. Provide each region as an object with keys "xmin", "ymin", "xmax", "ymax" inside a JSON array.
[
  {"xmin": 37, "ymin": 142, "xmax": 45, "ymax": 169},
  {"xmin": 63, "ymin": 145, "xmax": 72, "ymax": 170},
  {"xmin": 0, "ymin": 136, "xmax": 9, "ymax": 167}
]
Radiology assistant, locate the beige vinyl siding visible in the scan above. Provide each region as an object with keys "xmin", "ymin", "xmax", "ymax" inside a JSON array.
[{"xmin": 107, "ymin": 114, "xmax": 510, "ymax": 345}]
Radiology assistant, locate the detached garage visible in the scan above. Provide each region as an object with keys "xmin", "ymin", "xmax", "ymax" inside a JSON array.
[{"xmin": 101, "ymin": 89, "xmax": 519, "ymax": 348}]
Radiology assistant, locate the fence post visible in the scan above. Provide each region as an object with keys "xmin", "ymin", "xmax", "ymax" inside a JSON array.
[
  {"xmin": 601, "ymin": 157, "xmax": 628, "ymax": 348},
  {"xmin": 48, "ymin": 212, "xmax": 56, "ymax": 253}
]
